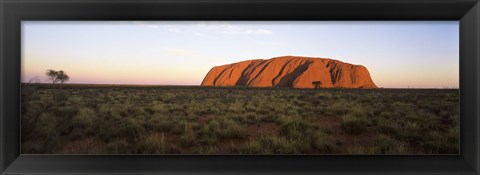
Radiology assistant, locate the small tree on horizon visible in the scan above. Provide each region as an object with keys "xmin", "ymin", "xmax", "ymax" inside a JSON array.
[
  {"xmin": 46, "ymin": 69, "xmax": 59, "ymax": 84},
  {"xmin": 56, "ymin": 70, "xmax": 70, "ymax": 84},
  {"xmin": 312, "ymin": 81, "xmax": 322, "ymax": 89},
  {"xmin": 45, "ymin": 69, "xmax": 70, "ymax": 84}
]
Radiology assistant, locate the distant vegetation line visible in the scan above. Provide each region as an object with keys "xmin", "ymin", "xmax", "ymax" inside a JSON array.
[{"xmin": 21, "ymin": 83, "xmax": 459, "ymax": 90}]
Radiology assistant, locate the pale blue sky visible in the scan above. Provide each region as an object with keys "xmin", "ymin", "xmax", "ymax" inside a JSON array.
[{"xmin": 22, "ymin": 21, "xmax": 459, "ymax": 88}]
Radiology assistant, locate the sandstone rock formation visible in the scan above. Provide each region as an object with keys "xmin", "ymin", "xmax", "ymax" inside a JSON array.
[{"xmin": 201, "ymin": 56, "xmax": 377, "ymax": 88}]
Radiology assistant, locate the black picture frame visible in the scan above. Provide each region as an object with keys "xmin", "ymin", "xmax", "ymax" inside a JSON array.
[{"xmin": 1, "ymin": 0, "xmax": 479, "ymax": 174}]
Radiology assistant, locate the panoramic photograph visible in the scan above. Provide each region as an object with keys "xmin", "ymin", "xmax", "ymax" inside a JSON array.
[{"xmin": 21, "ymin": 21, "xmax": 459, "ymax": 154}]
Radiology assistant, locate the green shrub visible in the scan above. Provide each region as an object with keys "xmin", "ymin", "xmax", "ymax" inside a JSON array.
[
  {"xmin": 244, "ymin": 112, "xmax": 259, "ymax": 124},
  {"xmin": 144, "ymin": 116, "xmax": 173, "ymax": 132},
  {"xmin": 95, "ymin": 116, "xmax": 146, "ymax": 142},
  {"xmin": 53, "ymin": 93, "xmax": 69, "ymax": 103},
  {"xmin": 373, "ymin": 135, "xmax": 405, "ymax": 154},
  {"xmin": 447, "ymin": 126, "xmax": 460, "ymax": 143},
  {"xmin": 279, "ymin": 119, "xmax": 313, "ymax": 140},
  {"xmin": 379, "ymin": 110, "xmax": 397, "ymax": 119},
  {"xmin": 261, "ymin": 113, "xmax": 277, "ymax": 123},
  {"xmin": 34, "ymin": 112, "xmax": 58, "ymax": 138},
  {"xmin": 277, "ymin": 115, "xmax": 297, "ymax": 124},
  {"xmin": 341, "ymin": 115, "xmax": 368, "ymax": 134},
  {"xmin": 170, "ymin": 119, "xmax": 188, "ymax": 134},
  {"xmin": 422, "ymin": 130, "xmax": 458, "ymax": 154},
  {"xmin": 227, "ymin": 102, "xmax": 246, "ymax": 113},
  {"xmin": 207, "ymin": 120, "xmax": 221, "ymax": 131},
  {"xmin": 239, "ymin": 139, "xmax": 263, "ymax": 154},
  {"xmin": 325, "ymin": 101, "xmax": 351, "ymax": 116},
  {"xmin": 258, "ymin": 134, "xmax": 300, "ymax": 154},
  {"xmin": 180, "ymin": 123, "xmax": 196, "ymax": 147},
  {"xmin": 216, "ymin": 119, "xmax": 247, "ymax": 139},
  {"xmin": 198, "ymin": 130, "xmax": 219, "ymax": 145},
  {"xmin": 151, "ymin": 102, "xmax": 166, "ymax": 113},
  {"xmin": 67, "ymin": 96, "xmax": 84, "ymax": 105},
  {"xmin": 26, "ymin": 100, "xmax": 49, "ymax": 115},
  {"xmin": 204, "ymin": 118, "xmax": 248, "ymax": 140},
  {"xmin": 98, "ymin": 104, "xmax": 120, "ymax": 117},
  {"xmin": 54, "ymin": 106, "xmax": 79, "ymax": 118},
  {"xmin": 72, "ymin": 107, "xmax": 96, "ymax": 128},
  {"xmin": 311, "ymin": 131, "xmax": 336, "ymax": 153},
  {"xmin": 256, "ymin": 108, "xmax": 271, "ymax": 115},
  {"xmin": 376, "ymin": 118, "xmax": 400, "ymax": 136},
  {"xmin": 106, "ymin": 138, "xmax": 131, "ymax": 154},
  {"xmin": 136, "ymin": 133, "xmax": 168, "ymax": 154},
  {"xmin": 398, "ymin": 121, "xmax": 422, "ymax": 141},
  {"xmin": 118, "ymin": 118, "xmax": 146, "ymax": 141}
]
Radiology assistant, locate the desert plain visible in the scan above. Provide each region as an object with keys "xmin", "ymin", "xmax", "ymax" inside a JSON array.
[{"xmin": 21, "ymin": 84, "xmax": 459, "ymax": 154}]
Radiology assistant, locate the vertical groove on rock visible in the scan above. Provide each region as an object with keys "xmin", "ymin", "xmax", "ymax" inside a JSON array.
[{"xmin": 201, "ymin": 56, "xmax": 377, "ymax": 88}]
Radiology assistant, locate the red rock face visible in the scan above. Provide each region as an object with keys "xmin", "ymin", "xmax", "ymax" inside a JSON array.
[{"xmin": 201, "ymin": 56, "xmax": 377, "ymax": 89}]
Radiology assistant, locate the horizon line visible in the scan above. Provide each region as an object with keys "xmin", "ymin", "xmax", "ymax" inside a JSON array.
[{"xmin": 20, "ymin": 82, "xmax": 459, "ymax": 89}]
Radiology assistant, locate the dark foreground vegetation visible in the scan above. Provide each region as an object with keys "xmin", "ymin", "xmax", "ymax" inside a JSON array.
[{"xmin": 21, "ymin": 84, "xmax": 459, "ymax": 154}]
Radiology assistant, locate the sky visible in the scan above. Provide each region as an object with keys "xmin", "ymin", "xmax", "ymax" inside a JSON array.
[{"xmin": 21, "ymin": 21, "xmax": 459, "ymax": 88}]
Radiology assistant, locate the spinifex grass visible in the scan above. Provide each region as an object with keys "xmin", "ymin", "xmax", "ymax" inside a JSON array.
[{"xmin": 21, "ymin": 84, "xmax": 459, "ymax": 154}]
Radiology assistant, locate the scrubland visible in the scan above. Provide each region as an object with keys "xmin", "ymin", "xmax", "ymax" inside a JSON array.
[{"xmin": 21, "ymin": 84, "xmax": 459, "ymax": 154}]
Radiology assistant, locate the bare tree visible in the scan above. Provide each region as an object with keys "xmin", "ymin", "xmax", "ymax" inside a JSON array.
[{"xmin": 312, "ymin": 81, "xmax": 322, "ymax": 89}]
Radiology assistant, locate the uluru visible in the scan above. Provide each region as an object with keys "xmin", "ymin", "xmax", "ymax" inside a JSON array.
[{"xmin": 201, "ymin": 56, "xmax": 377, "ymax": 88}]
